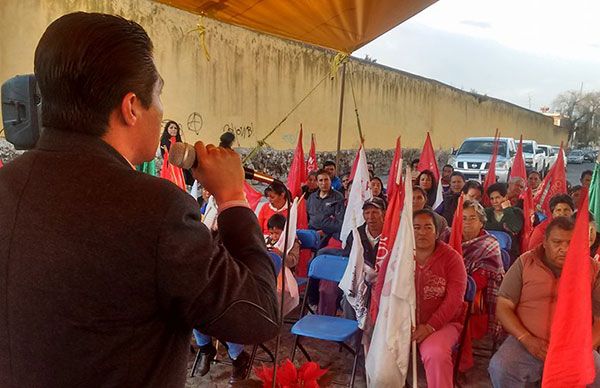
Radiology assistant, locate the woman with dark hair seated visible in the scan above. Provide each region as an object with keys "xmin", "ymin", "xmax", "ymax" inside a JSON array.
[
  {"xmin": 370, "ymin": 176, "xmax": 387, "ymax": 205},
  {"xmin": 435, "ymin": 171, "xmax": 466, "ymax": 226},
  {"xmin": 257, "ymin": 181, "xmax": 289, "ymax": 234},
  {"xmin": 417, "ymin": 169, "xmax": 439, "ymax": 207},
  {"xmin": 484, "ymin": 182, "xmax": 524, "ymax": 259}
]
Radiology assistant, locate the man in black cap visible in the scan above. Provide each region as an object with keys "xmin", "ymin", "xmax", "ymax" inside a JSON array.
[{"xmin": 317, "ymin": 197, "xmax": 386, "ymax": 316}]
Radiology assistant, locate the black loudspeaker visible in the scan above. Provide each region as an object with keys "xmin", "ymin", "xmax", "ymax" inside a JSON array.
[{"xmin": 1, "ymin": 74, "xmax": 42, "ymax": 150}]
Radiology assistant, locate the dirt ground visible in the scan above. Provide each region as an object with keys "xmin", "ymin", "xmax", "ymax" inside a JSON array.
[{"xmin": 185, "ymin": 327, "xmax": 495, "ymax": 387}]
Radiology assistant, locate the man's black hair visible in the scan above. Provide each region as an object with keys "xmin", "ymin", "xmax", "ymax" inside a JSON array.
[
  {"xmin": 34, "ymin": 12, "xmax": 159, "ymax": 136},
  {"xmin": 462, "ymin": 180, "xmax": 483, "ymax": 195},
  {"xmin": 323, "ymin": 160, "xmax": 336, "ymax": 168}
]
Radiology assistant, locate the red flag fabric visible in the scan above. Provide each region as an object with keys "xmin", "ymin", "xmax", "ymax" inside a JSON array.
[
  {"xmin": 482, "ymin": 130, "xmax": 500, "ymax": 207},
  {"xmin": 449, "ymin": 195, "xmax": 464, "ymax": 256},
  {"xmin": 520, "ymin": 187, "xmax": 534, "ymax": 252},
  {"xmin": 509, "ymin": 135, "xmax": 527, "ymax": 183},
  {"xmin": 286, "ymin": 127, "xmax": 306, "ymax": 199},
  {"xmin": 416, "ymin": 132, "xmax": 440, "ymax": 181},
  {"xmin": 533, "ymin": 143, "xmax": 567, "ymax": 217},
  {"xmin": 296, "ymin": 196, "xmax": 308, "ymax": 230},
  {"xmin": 542, "ymin": 190, "xmax": 594, "ymax": 388},
  {"xmin": 306, "ymin": 133, "xmax": 318, "ymax": 174},
  {"xmin": 0, "ymin": 159, "xmax": 3, "ymax": 168},
  {"xmin": 160, "ymin": 139, "xmax": 187, "ymax": 190},
  {"xmin": 386, "ymin": 137, "xmax": 402, "ymax": 199},
  {"xmin": 243, "ymin": 181, "xmax": 263, "ymax": 211},
  {"xmin": 349, "ymin": 144, "xmax": 363, "ymax": 181},
  {"xmin": 369, "ymin": 169, "xmax": 404, "ymax": 323}
]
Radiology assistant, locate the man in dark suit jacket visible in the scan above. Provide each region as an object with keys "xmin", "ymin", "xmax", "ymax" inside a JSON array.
[{"xmin": 0, "ymin": 12, "xmax": 278, "ymax": 387}]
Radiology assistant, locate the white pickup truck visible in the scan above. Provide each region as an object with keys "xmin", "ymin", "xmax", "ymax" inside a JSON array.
[
  {"xmin": 449, "ymin": 137, "xmax": 517, "ymax": 182},
  {"xmin": 522, "ymin": 140, "xmax": 545, "ymax": 174}
]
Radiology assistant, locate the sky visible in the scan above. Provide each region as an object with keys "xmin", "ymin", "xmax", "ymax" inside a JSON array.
[{"xmin": 354, "ymin": 0, "xmax": 600, "ymax": 111}]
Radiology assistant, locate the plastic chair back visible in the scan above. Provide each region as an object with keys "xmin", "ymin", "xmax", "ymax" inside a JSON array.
[
  {"xmin": 296, "ymin": 229, "xmax": 320, "ymax": 251},
  {"xmin": 487, "ymin": 230, "xmax": 512, "ymax": 251},
  {"xmin": 465, "ymin": 275, "xmax": 476, "ymax": 302},
  {"xmin": 308, "ymin": 254, "xmax": 349, "ymax": 283},
  {"xmin": 500, "ymin": 249, "xmax": 511, "ymax": 271},
  {"xmin": 269, "ymin": 252, "xmax": 283, "ymax": 275}
]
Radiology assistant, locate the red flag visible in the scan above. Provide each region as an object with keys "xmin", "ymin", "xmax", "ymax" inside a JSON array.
[
  {"xmin": 509, "ymin": 135, "xmax": 527, "ymax": 182},
  {"xmin": 286, "ymin": 127, "xmax": 306, "ymax": 199},
  {"xmin": 297, "ymin": 196, "xmax": 308, "ymax": 230},
  {"xmin": 160, "ymin": 140, "xmax": 187, "ymax": 190},
  {"xmin": 0, "ymin": 159, "xmax": 3, "ymax": 168},
  {"xmin": 243, "ymin": 181, "xmax": 263, "ymax": 211},
  {"xmin": 416, "ymin": 132, "xmax": 440, "ymax": 181},
  {"xmin": 520, "ymin": 187, "xmax": 534, "ymax": 252},
  {"xmin": 386, "ymin": 136, "xmax": 402, "ymax": 199},
  {"xmin": 306, "ymin": 133, "xmax": 318, "ymax": 174},
  {"xmin": 533, "ymin": 143, "xmax": 567, "ymax": 216},
  {"xmin": 449, "ymin": 195, "xmax": 464, "ymax": 256},
  {"xmin": 482, "ymin": 130, "xmax": 500, "ymax": 207},
  {"xmin": 349, "ymin": 143, "xmax": 363, "ymax": 181},
  {"xmin": 369, "ymin": 168, "xmax": 404, "ymax": 323},
  {"xmin": 542, "ymin": 190, "xmax": 594, "ymax": 388}
]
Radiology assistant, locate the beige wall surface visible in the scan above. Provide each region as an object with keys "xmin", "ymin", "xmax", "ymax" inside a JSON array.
[{"xmin": 0, "ymin": 0, "xmax": 568, "ymax": 151}]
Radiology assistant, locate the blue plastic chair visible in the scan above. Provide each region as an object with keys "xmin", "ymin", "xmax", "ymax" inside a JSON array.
[
  {"xmin": 290, "ymin": 254, "xmax": 360, "ymax": 387},
  {"xmin": 453, "ymin": 275, "xmax": 477, "ymax": 382},
  {"xmin": 500, "ymin": 249, "xmax": 511, "ymax": 271},
  {"xmin": 296, "ymin": 229, "xmax": 320, "ymax": 251},
  {"xmin": 487, "ymin": 230, "xmax": 512, "ymax": 251}
]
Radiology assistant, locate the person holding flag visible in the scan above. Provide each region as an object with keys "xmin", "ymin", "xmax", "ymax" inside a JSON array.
[{"xmin": 489, "ymin": 213, "xmax": 600, "ymax": 387}]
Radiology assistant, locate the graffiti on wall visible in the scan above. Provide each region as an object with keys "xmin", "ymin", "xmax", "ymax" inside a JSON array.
[{"xmin": 222, "ymin": 123, "xmax": 254, "ymax": 139}]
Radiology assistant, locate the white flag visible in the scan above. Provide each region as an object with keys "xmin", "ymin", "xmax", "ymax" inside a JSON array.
[
  {"xmin": 190, "ymin": 180, "xmax": 199, "ymax": 200},
  {"xmin": 202, "ymin": 195, "xmax": 218, "ymax": 231},
  {"xmin": 433, "ymin": 177, "xmax": 443, "ymax": 209},
  {"xmin": 340, "ymin": 147, "xmax": 372, "ymax": 246},
  {"xmin": 275, "ymin": 197, "xmax": 299, "ymax": 254},
  {"xmin": 339, "ymin": 227, "xmax": 369, "ymax": 328},
  {"xmin": 366, "ymin": 166, "xmax": 415, "ymax": 387}
]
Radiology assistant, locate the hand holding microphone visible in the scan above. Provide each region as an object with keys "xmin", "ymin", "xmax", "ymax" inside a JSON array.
[{"xmin": 168, "ymin": 133, "xmax": 277, "ymax": 205}]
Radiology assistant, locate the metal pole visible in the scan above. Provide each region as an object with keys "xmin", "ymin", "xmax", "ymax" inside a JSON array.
[{"xmin": 335, "ymin": 62, "xmax": 347, "ymax": 169}]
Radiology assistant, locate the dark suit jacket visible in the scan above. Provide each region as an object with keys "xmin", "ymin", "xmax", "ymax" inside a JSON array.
[{"xmin": 0, "ymin": 129, "xmax": 279, "ymax": 387}]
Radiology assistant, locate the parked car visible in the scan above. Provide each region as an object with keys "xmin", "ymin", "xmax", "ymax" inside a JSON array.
[
  {"xmin": 551, "ymin": 146, "xmax": 568, "ymax": 169},
  {"xmin": 567, "ymin": 150, "xmax": 585, "ymax": 164},
  {"xmin": 521, "ymin": 140, "xmax": 545, "ymax": 174},
  {"xmin": 449, "ymin": 137, "xmax": 516, "ymax": 182},
  {"xmin": 584, "ymin": 150, "xmax": 598, "ymax": 162},
  {"xmin": 538, "ymin": 144, "xmax": 555, "ymax": 175}
]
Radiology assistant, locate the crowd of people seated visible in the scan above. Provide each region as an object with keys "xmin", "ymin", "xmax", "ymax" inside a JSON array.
[{"xmin": 191, "ymin": 156, "xmax": 599, "ymax": 388}]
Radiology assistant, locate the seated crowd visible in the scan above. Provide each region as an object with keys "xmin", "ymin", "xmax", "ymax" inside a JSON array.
[{"xmin": 194, "ymin": 159, "xmax": 599, "ymax": 388}]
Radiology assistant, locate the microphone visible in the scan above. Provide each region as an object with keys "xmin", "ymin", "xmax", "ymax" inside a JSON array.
[{"xmin": 168, "ymin": 141, "xmax": 277, "ymax": 185}]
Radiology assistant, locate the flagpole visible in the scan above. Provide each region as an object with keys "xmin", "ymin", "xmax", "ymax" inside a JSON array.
[
  {"xmin": 335, "ymin": 61, "xmax": 347, "ymax": 169},
  {"xmin": 412, "ymin": 340, "xmax": 417, "ymax": 388}
]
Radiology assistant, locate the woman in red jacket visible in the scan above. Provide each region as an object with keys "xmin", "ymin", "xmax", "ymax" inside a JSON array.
[{"xmin": 257, "ymin": 181, "xmax": 289, "ymax": 234}]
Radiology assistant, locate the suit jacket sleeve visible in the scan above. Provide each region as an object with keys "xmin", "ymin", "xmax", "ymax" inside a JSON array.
[
  {"xmin": 320, "ymin": 196, "xmax": 345, "ymax": 235},
  {"xmin": 156, "ymin": 196, "xmax": 279, "ymax": 345}
]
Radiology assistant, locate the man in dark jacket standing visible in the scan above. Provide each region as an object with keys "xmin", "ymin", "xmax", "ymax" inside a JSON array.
[{"xmin": 0, "ymin": 12, "xmax": 278, "ymax": 388}]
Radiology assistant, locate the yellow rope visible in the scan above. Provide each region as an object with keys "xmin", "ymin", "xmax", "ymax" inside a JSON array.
[
  {"xmin": 187, "ymin": 15, "xmax": 210, "ymax": 61},
  {"xmin": 347, "ymin": 64, "xmax": 364, "ymax": 143},
  {"xmin": 243, "ymin": 53, "xmax": 349, "ymax": 163}
]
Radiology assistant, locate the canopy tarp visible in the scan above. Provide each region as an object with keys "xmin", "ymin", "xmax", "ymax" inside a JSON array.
[{"xmin": 154, "ymin": 0, "xmax": 437, "ymax": 53}]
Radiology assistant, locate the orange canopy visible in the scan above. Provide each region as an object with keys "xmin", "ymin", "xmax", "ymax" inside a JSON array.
[{"xmin": 154, "ymin": 0, "xmax": 437, "ymax": 53}]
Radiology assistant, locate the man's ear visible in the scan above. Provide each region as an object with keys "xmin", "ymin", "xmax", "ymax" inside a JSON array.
[{"xmin": 119, "ymin": 92, "xmax": 139, "ymax": 127}]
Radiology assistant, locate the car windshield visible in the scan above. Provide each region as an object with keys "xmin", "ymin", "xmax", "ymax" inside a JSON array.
[
  {"xmin": 569, "ymin": 150, "xmax": 583, "ymax": 156},
  {"xmin": 522, "ymin": 143, "xmax": 534, "ymax": 153},
  {"xmin": 458, "ymin": 140, "xmax": 507, "ymax": 155}
]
